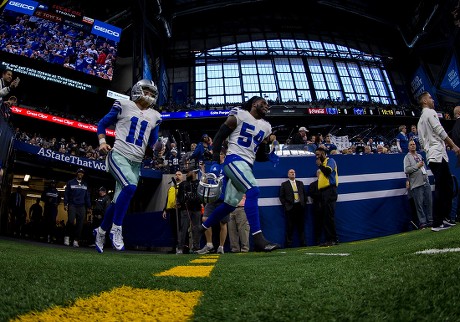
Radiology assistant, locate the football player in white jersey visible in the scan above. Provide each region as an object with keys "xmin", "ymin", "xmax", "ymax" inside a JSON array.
[
  {"xmin": 202, "ymin": 96, "xmax": 280, "ymax": 252},
  {"xmin": 93, "ymin": 79, "xmax": 162, "ymax": 253}
]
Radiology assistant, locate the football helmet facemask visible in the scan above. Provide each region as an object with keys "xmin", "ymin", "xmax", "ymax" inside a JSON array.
[
  {"xmin": 198, "ymin": 173, "xmax": 223, "ymax": 204},
  {"xmin": 131, "ymin": 79, "xmax": 158, "ymax": 108}
]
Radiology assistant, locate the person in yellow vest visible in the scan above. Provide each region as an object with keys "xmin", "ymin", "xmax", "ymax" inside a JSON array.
[
  {"xmin": 315, "ymin": 147, "xmax": 339, "ymax": 247},
  {"xmin": 162, "ymin": 171, "xmax": 183, "ymax": 253}
]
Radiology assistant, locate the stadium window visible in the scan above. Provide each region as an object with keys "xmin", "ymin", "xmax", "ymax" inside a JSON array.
[{"xmin": 194, "ymin": 38, "xmax": 395, "ymax": 105}]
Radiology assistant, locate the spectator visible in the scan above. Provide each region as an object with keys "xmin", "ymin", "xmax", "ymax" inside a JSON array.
[
  {"xmin": 417, "ymin": 91, "xmax": 459, "ymax": 231},
  {"xmin": 354, "ymin": 137, "xmax": 365, "ymax": 154},
  {"xmin": 396, "ymin": 125, "xmax": 409, "ymax": 153},
  {"xmin": 188, "ymin": 133, "xmax": 213, "ymax": 163},
  {"xmin": 367, "ymin": 138, "xmax": 377, "ymax": 153},
  {"xmin": 182, "ymin": 143, "xmax": 197, "ymax": 169},
  {"xmin": 64, "ymin": 168, "xmax": 92, "ymax": 247},
  {"xmin": 315, "ymin": 147, "xmax": 339, "ymax": 246},
  {"xmin": 227, "ymin": 195, "xmax": 250, "ymax": 253},
  {"xmin": 363, "ymin": 145, "xmax": 373, "ymax": 154},
  {"xmin": 407, "ymin": 125, "xmax": 421, "ymax": 151},
  {"xmin": 376, "ymin": 144, "xmax": 385, "ymax": 154},
  {"xmin": 41, "ymin": 179, "xmax": 60, "ymax": 243},
  {"xmin": 279, "ymin": 169, "xmax": 307, "ymax": 247},
  {"xmin": 323, "ymin": 134, "xmax": 337, "ymax": 155},
  {"xmin": 168, "ymin": 148, "xmax": 180, "ymax": 174},
  {"xmin": 404, "ymin": 140, "xmax": 432, "ymax": 229},
  {"xmin": 290, "ymin": 126, "xmax": 309, "ymax": 145},
  {"xmin": 162, "ymin": 171, "xmax": 183, "ymax": 253}
]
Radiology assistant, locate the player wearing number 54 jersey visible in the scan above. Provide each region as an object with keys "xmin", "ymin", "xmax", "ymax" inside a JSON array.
[
  {"xmin": 93, "ymin": 79, "xmax": 162, "ymax": 253},
  {"xmin": 201, "ymin": 96, "xmax": 280, "ymax": 252}
]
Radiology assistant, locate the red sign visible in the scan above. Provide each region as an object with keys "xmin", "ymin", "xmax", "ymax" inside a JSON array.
[
  {"xmin": 307, "ymin": 108, "xmax": 327, "ymax": 115},
  {"xmin": 10, "ymin": 106, "xmax": 115, "ymax": 137},
  {"xmin": 51, "ymin": 5, "xmax": 82, "ymax": 18},
  {"xmin": 35, "ymin": 10, "xmax": 62, "ymax": 23}
]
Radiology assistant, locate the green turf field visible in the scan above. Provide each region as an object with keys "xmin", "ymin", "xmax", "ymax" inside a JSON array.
[{"xmin": 1, "ymin": 227, "xmax": 460, "ymax": 321}]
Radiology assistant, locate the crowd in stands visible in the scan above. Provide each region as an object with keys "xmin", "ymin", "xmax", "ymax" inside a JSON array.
[
  {"xmin": 158, "ymin": 96, "xmax": 457, "ymax": 115},
  {"xmin": 14, "ymin": 121, "xmax": 425, "ymax": 181},
  {"xmin": 0, "ymin": 13, "xmax": 117, "ymax": 80}
]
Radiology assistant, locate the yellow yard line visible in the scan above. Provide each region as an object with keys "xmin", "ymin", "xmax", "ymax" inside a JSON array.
[
  {"xmin": 155, "ymin": 265, "xmax": 214, "ymax": 277},
  {"xmin": 189, "ymin": 258, "xmax": 218, "ymax": 264},
  {"xmin": 12, "ymin": 286, "xmax": 202, "ymax": 322}
]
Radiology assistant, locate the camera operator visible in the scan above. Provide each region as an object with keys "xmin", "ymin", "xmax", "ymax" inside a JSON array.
[{"xmin": 176, "ymin": 168, "xmax": 202, "ymax": 253}]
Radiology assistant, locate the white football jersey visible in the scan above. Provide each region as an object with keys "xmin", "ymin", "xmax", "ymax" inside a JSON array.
[
  {"xmin": 113, "ymin": 99, "xmax": 162, "ymax": 162},
  {"xmin": 226, "ymin": 107, "xmax": 272, "ymax": 164}
]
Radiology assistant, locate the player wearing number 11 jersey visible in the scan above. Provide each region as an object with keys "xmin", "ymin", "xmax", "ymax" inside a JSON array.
[
  {"xmin": 93, "ymin": 79, "xmax": 162, "ymax": 253},
  {"xmin": 201, "ymin": 96, "xmax": 280, "ymax": 252}
]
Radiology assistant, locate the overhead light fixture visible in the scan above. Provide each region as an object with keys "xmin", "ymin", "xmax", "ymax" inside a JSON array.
[
  {"xmin": 12, "ymin": 185, "xmax": 29, "ymax": 189},
  {"xmin": 24, "ymin": 174, "xmax": 30, "ymax": 182}
]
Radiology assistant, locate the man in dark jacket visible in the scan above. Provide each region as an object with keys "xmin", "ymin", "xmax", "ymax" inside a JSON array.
[
  {"xmin": 8, "ymin": 186, "xmax": 26, "ymax": 237},
  {"xmin": 93, "ymin": 186, "xmax": 111, "ymax": 229},
  {"xmin": 176, "ymin": 168, "xmax": 202, "ymax": 253},
  {"xmin": 451, "ymin": 105, "xmax": 460, "ymax": 222},
  {"xmin": 64, "ymin": 168, "xmax": 92, "ymax": 247},
  {"xmin": 279, "ymin": 169, "xmax": 307, "ymax": 247},
  {"xmin": 42, "ymin": 180, "xmax": 60, "ymax": 243}
]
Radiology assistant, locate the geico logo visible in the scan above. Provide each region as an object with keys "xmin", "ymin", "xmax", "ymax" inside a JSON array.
[
  {"xmin": 94, "ymin": 25, "xmax": 120, "ymax": 37},
  {"xmin": 9, "ymin": 1, "xmax": 34, "ymax": 10}
]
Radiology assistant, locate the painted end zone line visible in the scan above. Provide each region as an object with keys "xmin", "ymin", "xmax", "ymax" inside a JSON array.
[
  {"xmin": 415, "ymin": 248, "xmax": 460, "ymax": 255},
  {"xmin": 304, "ymin": 252, "xmax": 350, "ymax": 256}
]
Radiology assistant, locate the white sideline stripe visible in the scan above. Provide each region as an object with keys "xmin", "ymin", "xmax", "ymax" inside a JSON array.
[
  {"xmin": 257, "ymin": 170, "xmax": 433, "ymax": 187},
  {"xmin": 415, "ymin": 248, "xmax": 460, "ymax": 255},
  {"xmin": 304, "ymin": 253, "xmax": 350, "ymax": 256}
]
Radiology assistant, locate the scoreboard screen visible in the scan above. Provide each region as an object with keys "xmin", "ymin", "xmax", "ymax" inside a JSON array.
[{"xmin": 378, "ymin": 108, "xmax": 394, "ymax": 116}]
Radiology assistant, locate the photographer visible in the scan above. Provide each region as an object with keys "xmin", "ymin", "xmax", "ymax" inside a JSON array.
[{"xmin": 176, "ymin": 168, "xmax": 202, "ymax": 254}]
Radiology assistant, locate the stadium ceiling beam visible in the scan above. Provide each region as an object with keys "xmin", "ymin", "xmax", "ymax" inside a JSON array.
[
  {"xmin": 104, "ymin": 9, "xmax": 131, "ymax": 25},
  {"xmin": 316, "ymin": 0, "xmax": 396, "ymax": 27},
  {"xmin": 171, "ymin": 0, "xmax": 264, "ymax": 18}
]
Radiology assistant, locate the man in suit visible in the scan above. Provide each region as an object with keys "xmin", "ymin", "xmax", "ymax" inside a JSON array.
[{"xmin": 279, "ymin": 169, "xmax": 307, "ymax": 247}]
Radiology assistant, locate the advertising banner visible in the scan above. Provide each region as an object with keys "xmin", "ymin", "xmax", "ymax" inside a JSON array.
[
  {"xmin": 410, "ymin": 66, "xmax": 435, "ymax": 101},
  {"xmin": 440, "ymin": 54, "xmax": 460, "ymax": 93},
  {"xmin": 5, "ymin": 0, "xmax": 37, "ymax": 15},
  {"xmin": 91, "ymin": 19, "xmax": 122, "ymax": 43}
]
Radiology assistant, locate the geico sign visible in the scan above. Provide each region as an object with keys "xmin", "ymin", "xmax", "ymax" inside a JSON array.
[
  {"xmin": 8, "ymin": 1, "xmax": 34, "ymax": 10},
  {"xmin": 94, "ymin": 25, "xmax": 120, "ymax": 37}
]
